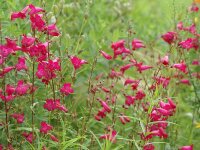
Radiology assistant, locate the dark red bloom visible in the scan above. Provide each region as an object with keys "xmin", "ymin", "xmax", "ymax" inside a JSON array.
[
  {"xmin": 60, "ymin": 83, "xmax": 74, "ymax": 96},
  {"xmin": 99, "ymin": 50, "xmax": 112, "ymax": 60},
  {"xmin": 143, "ymin": 143, "xmax": 155, "ymax": 150},
  {"xmin": 22, "ymin": 132, "xmax": 34, "ymax": 143},
  {"xmin": 11, "ymin": 113, "xmax": 24, "ymax": 124},
  {"xmin": 50, "ymin": 135, "xmax": 59, "ymax": 142},
  {"xmin": 70, "ymin": 56, "xmax": 87, "ymax": 70},
  {"xmin": 132, "ymin": 39, "xmax": 145, "ymax": 50},
  {"xmin": 100, "ymin": 130, "xmax": 117, "ymax": 143},
  {"xmin": 40, "ymin": 121, "xmax": 53, "ymax": 134},
  {"xmin": 11, "ymin": 6, "xmax": 29, "ymax": 21},
  {"xmin": 173, "ymin": 61, "xmax": 187, "ymax": 74},
  {"xmin": 15, "ymin": 57, "xmax": 28, "ymax": 71},
  {"xmin": 161, "ymin": 31, "xmax": 177, "ymax": 44},
  {"xmin": 15, "ymin": 80, "xmax": 29, "ymax": 96}
]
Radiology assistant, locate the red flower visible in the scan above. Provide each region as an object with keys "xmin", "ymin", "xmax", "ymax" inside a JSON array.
[
  {"xmin": 135, "ymin": 89, "xmax": 146, "ymax": 100},
  {"xmin": 161, "ymin": 31, "xmax": 177, "ymax": 44},
  {"xmin": 50, "ymin": 135, "xmax": 59, "ymax": 142},
  {"xmin": 21, "ymin": 35, "xmax": 35, "ymax": 48},
  {"xmin": 179, "ymin": 79, "xmax": 190, "ymax": 85},
  {"xmin": 28, "ymin": 4, "xmax": 45, "ymax": 15},
  {"xmin": 134, "ymin": 63, "xmax": 153, "ymax": 73},
  {"xmin": 15, "ymin": 57, "xmax": 28, "ymax": 71},
  {"xmin": 119, "ymin": 114, "xmax": 130, "ymax": 125},
  {"xmin": 132, "ymin": 39, "xmax": 145, "ymax": 50},
  {"xmin": 15, "ymin": 80, "xmax": 29, "ymax": 96},
  {"xmin": 100, "ymin": 100, "xmax": 111, "ymax": 113},
  {"xmin": 179, "ymin": 145, "xmax": 193, "ymax": 150},
  {"xmin": 100, "ymin": 130, "xmax": 117, "ymax": 143},
  {"xmin": 111, "ymin": 40, "xmax": 125, "ymax": 50},
  {"xmin": 120, "ymin": 64, "xmax": 133, "ymax": 74},
  {"xmin": 179, "ymin": 38, "xmax": 198, "ymax": 50},
  {"xmin": 60, "ymin": 83, "xmax": 74, "ymax": 96},
  {"xmin": 11, "ymin": 113, "xmax": 24, "ymax": 124},
  {"xmin": 30, "ymin": 14, "xmax": 46, "ymax": 31},
  {"xmin": 159, "ymin": 55, "xmax": 169, "ymax": 66},
  {"xmin": 43, "ymin": 99, "xmax": 57, "ymax": 111},
  {"xmin": 143, "ymin": 143, "xmax": 155, "ymax": 150},
  {"xmin": 40, "ymin": 121, "xmax": 53, "ymax": 134},
  {"xmin": 0, "ymin": 144, "xmax": 3, "ymax": 150},
  {"xmin": 22, "ymin": 132, "xmax": 34, "ymax": 143},
  {"xmin": 123, "ymin": 95, "xmax": 135, "ymax": 108},
  {"xmin": 173, "ymin": 61, "xmax": 187, "ymax": 73},
  {"xmin": 153, "ymin": 76, "xmax": 170, "ymax": 88},
  {"xmin": 99, "ymin": 50, "xmax": 112, "ymax": 60},
  {"xmin": 11, "ymin": 6, "xmax": 29, "ymax": 21},
  {"xmin": 45, "ymin": 24, "xmax": 60, "ymax": 36},
  {"xmin": 6, "ymin": 84, "xmax": 15, "ymax": 96},
  {"xmin": 70, "ymin": 56, "xmax": 87, "ymax": 70}
]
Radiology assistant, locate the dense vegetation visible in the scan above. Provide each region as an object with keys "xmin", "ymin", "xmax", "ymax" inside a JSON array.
[{"xmin": 0, "ymin": 0, "xmax": 199, "ymax": 149}]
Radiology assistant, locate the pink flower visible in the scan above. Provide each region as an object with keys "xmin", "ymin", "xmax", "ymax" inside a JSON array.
[
  {"xmin": 45, "ymin": 24, "xmax": 60, "ymax": 36},
  {"xmin": 36, "ymin": 58, "xmax": 60, "ymax": 84},
  {"xmin": 60, "ymin": 83, "xmax": 74, "ymax": 96},
  {"xmin": 70, "ymin": 56, "xmax": 87, "ymax": 70},
  {"xmin": 40, "ymin": 121, "xmax": 53, "ymax": 134},
  {"xmin": 119, "ymin": 114, "xmax": 130, "ymax": 125},
  {"xmin": 179, "ymin": 38, "xmax": 198, "ymax": 50},
  {"xmin": 120, "ymin": 64, "xmax": 133, "ymax": 74},
  {"xmin": 22, "ymin": 132, "xmax": 34, "ymax": 143},
  {"xmin": 100, "ymin": 100, "xmax": 111, "ymax": 113},
  {"xmin": 0, "ymin": 144, "xmax": 3, "ymax": 150},
  {"xmin": 132, "ymin": 39, "xmax": 145, "ymax": 50},
  {"xmin": 161, "ymin": 31, "xmax": 177, "ymax": 44},
  {"xmin": 100, "ymin": 130, "xmax": 117, "ymax": 143},
  {"xmin": 29, "ymin": 4, "xmax": 45, "ymax": 15},
  {"xmin": 50, "ymin": 135, "xmax": 59, "ymax": 142},
  {"xmin": 123, "ymin": 95, "xmax": 135, "ymax": 108},
  {"xmin": 15, "ymin": 57, "xmax": 28, "ymax": 71},
  {"xmin": 15, "ymin": 80, "xmax": 29, "ymax": 96},
  {"xmin": 99, "ymin": 50, "xmax": 112, "ymax": 60},
  {"xmin": 153, "ymin": 76, "xmax": 170, "ymax": 88},
  {"xmin": 179, "ymin": 79, "xmax": 190, "ymax": 85},
  {"xmin": 6, "ymin": 84, "xmax": 15, "ymax": 96},
  {"xmin": 159, "ymin": 55, "xmax": 169, "ymax": 66},
  {"xmin": 30, "ymin": 14, "xmax": 46, "ymax": 31},
  {"xmin": 143, "ymin": 143, "xmax": 155, "ymax": 150},
  {"xmin": 189, "ymin": 4, "xmax": 199, "ymax": 12},
  {"xmin": 29, "ymin": 42, "xmax": 48, "ymax": 61},
  {"xmin": 0, "ymin": 66, "xmax": 15, "ymax": 77},
  {"xmin": 11, "ymin": 113, "xmax": 24, "ymax": 124},
  {"xmin": 111, "ymin": 40, "xmax": 125, "ymax": 50},
  {"xmin": 192, "ymin": 59, "xmax": 200, "ymax": 65},
  {"xmin": 21, "ymin": 35, "xmax": 35, "ymax": 48},
  {"xmin": 109, "ymin": 69, "xmax": 122, "ymax": 79},
  {"xmin": 11, "ymin": 6, "xmax": 29, "ymax": 21},
  {"xmin": 135, "ymin": 89, "xmax": 146, "ymax": 100},
  {"xmin": 43, "ymin": 99, "xmax": 68, "ymax": 113},
  {"xmin": 134, "ymin": 63, "xmax": 153, "ymax": 73},
  {"xmin": 43, "ymin": 99, "xmax": 57, "ymax": 111},
  {"xmin": 179, "ymin": 145, "xmax": 193, "ymax": 150},
  {"xmin": 173, "ymin": 61, "xmax": 187, "ymax": 73}
]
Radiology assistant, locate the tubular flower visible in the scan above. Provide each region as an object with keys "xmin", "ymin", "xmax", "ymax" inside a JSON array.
[
  {"xmin": 40, "ymin": 121, "xmax": 53, "ymax": 134},
  {"xmin": 10, "ymin": 113, "xmax": 24, "ymax": 124},
  {"xmin": 179, "ymin": 145, "xmax": 193, "ymax": 150},
  {"xmin": 161, "ymin": 31, "xmax": 177, "ymax": 44},
  {"xmin": 100, "ymin": 130, "xmax": 117, "ymax": 143},
  {"xmin": 60, "ymin": 83, "xmax": 74, "ymax": 96},
  {"xmin": 99, "ymin": 50, "xmax": 112, "ymax": 60},
  {"xmin": 45, "ymin": 24, "xmax": 60, "ymax": 36},
  {"xmin": 70, "ymin": 56, "xmax": 87, "ymax": 70},
  {"xmin": 22, "ymin": 132, "xmax": 34, "ymax": 143},
  {"xmin": 173, "ymin": 61, "xmax": 188, "ymax": 74},
  {"xmin": 15, "ymin": 80, "xmax": 29, "ymax": 96},
  {"xmin": 15, "ymin": 57, "xmax": 28, "ymax": 71},
  {"xmin": 132, "ymin": 38, "xmax": 145, "ymax": 50}
]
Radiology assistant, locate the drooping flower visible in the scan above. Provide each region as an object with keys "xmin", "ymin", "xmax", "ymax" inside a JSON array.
[
  {"xmin": 0, "ymin": 66, "xmax": 15, "ymax": 77},
  {"xmin": 119, "ymin": 114, "xmax": 130, "ymax": 124},
  {"xmin": 179, "ymin": 145, "xmax": 193, "ymax": 150},
  {"xmin": 134, "ymin": 62, "xmax": 153, "ymax": 73},
  {"xmin": 50, "ymin": 135, "xmax": 59, "ymax": 142},
  {"xmin": 22, "ymin": 132, "xmax": 34, "ymax": 143},
  {"xmin": 179, "ymin": 79, "xmax": 190, "ymax": 85},
  {"xmin": 153, "ymin": 76, "xmax": 170, "ymax": 88},
  {"xmin": 45, "ymin": 24, "xmax": 60, "ymax": 36},
  {"xmin": 159, "ymin": 55, "xmax": 169, "ymax": 66},
  {"xmin": 60, "ymin": 83, "xmax": 74, "ymax": 96},
  {"xmin": 30, "ymin": 14, "xmax": 46, "ymax": 31},
  {"xmin": 143, "ymin": 143, "xmax": 155, "ymax": 150},
  {"xmin": 11, "ymin": 5, "xmax": 29, "ymax": 21},
  {"xmin": 161, "ymin": 31, "xmax": 177, "ymax": 44},
  {"xmin": 40, "ymin": 121, "xmax": 53, "ymax": 134},
  {"xmin": 120, "ymin": 64, "xmax": 133, "ymax": 74},
  {"xmin": 21, "ymin": 35, "xmax": 35, "ymax": 48},
  {"xmin": 99, "ymin": 100, "xmax": 111, "ymax": 113},
  {"xmin": 11, "ymin": 113, "xmax": 24, "ymax": 124},
  {"xmin": 132, "ymin": 39, "xmax": 145, "ymax": 50},
  {"xmin": 43, "ymin": 99, "xmax": 68, "ymax": 113},
  {"xmin": 173, "ymin": 61, "xmax": 187, "ymax": 74},
  {"xmin": 28, "ymin": 4, "xmax": 45, "ymax": 15},
  {"xmin": 179, "ymin": 38, "xmax": 199, "ymax": 50},
  {"xmin": 100, "ymin": 130, "xmax": 117, "ymax": 143},
  {"xmin": 36, "ymin": 58, "xmax": 60, "ymax": 84},
  {"xmin": 123, "ymin": 95, "xmax": 135, "ymax": 108},
  {"xmin": 15, "ymin": 80, "xmax": 29, "ymax": 96},
  {"xmin": 99, "ymin": 50, "xmax": 112, "ymax": 60},
  {"xmin": 135, "ymin": 89, "xmax": 146, "ymax": 100},
  {"xmin": 15, "ymin": 57, "xmax": 28, "ymax": 71},
  {"xmin": 70, "ymin": 56, "xmax": 87, "ymax": 70},
  {"xmin": 6, "ymin": 84, "xmax": 15, "ymax": 96},
  {"xmin": 111, "ymin": 40, "xmax": 125, "ymax": 50},
  {"xmin": 29, "ymin": 42, "xmax": 48, "ymax": 61}
]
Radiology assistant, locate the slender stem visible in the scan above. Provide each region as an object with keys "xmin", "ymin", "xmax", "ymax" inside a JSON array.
[{"xmin": 31, "ymin": 61, "xmax": 35, "ymax": 135}]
